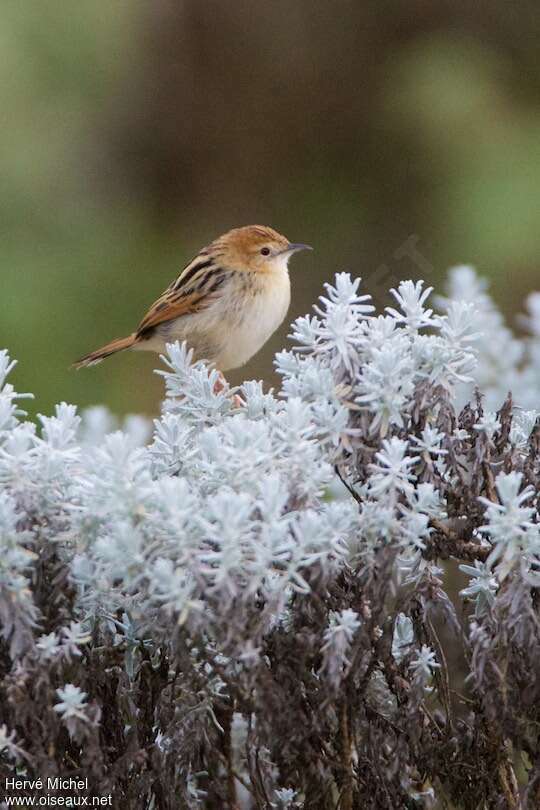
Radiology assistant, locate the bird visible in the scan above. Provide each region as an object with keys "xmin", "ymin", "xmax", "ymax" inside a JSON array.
[{"xmin": 74, "ymin": 225, "xmax": 312, "ymax": 371}]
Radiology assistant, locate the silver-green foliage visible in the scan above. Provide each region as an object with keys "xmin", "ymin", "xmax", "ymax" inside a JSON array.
[{"xmin": 2, "ymin": 268, "xmax": 540, "ymax": 808}]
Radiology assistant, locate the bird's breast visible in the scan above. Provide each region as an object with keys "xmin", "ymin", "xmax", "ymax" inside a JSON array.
[{"xmin": 216, "ymin": 270, "xmax": 291, "ymax": 370}]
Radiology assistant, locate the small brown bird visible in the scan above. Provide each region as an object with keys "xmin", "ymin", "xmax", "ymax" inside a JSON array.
[{"xmin": 74, "ymin": 225, "xmax": 312, "ymax": 371}]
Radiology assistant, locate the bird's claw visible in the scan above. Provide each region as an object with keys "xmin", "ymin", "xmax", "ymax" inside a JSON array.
[{"xmin": 213, "ymin": 372, "xmax": 245, "ymax": 408}]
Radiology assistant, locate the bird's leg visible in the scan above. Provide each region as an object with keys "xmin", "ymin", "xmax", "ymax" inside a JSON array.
[
  {"xmin": 213, "ymin": 371, "xmax": 227, "ymax": 394},
  {"xmin": 213, "ymin": 371, "xmax": 244, "ymax": 407}
]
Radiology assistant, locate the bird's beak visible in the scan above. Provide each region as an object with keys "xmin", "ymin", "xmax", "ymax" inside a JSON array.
[{"xmin": 283, "ymin": 242, "xmax": 313, "ymax": 255}]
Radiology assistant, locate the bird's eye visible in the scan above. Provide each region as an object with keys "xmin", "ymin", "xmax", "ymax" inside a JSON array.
[{"xmin": 260, "ymin": 247, "xmax": 270, "ymax": 256}]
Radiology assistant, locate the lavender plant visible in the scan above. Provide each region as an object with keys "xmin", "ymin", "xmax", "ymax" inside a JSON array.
[{"xmin": 1, "ymin": 267, "xmax": 540, "ymax": 809}]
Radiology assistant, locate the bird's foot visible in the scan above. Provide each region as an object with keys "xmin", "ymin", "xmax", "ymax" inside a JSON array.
[{"xmin": 214, "ymin": 371, "xmax": 244, "ymax": 408}]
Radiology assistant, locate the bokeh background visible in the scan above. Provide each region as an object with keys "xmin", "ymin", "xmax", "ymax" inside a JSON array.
[{"xmin": 2, "ymin": 0, "xmax": 540, "ymax": 420}]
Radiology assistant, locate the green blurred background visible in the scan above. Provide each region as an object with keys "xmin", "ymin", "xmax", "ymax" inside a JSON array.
[{"xmin": 2, "ymin": 0, "xmax": 540, "ymax": 420}]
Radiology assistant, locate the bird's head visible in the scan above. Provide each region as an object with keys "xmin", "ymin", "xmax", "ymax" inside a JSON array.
[{"xmin": 211, "ymin": 225, "xmax": 312, "ymax": 273}]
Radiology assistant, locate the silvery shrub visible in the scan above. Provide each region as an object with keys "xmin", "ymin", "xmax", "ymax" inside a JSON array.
[{"xmin": 1, "ymin": 266, "xmax": 540, "ymax": 809}]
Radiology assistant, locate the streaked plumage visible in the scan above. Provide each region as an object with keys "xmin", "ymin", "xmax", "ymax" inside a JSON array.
[{"xmin": 74, "ymin": 225, "xmax": 312, "ymax": 371}]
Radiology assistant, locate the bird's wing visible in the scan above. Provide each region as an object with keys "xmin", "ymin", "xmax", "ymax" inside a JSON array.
[{"xmin": 136, "ymin": 253, "xmax": 228, "ymax": 336}]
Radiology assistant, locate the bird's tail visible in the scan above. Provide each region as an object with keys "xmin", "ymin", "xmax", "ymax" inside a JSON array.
[{"xmin": 73, "ymin": 334, "xmax": 137, "ymax": 369}]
